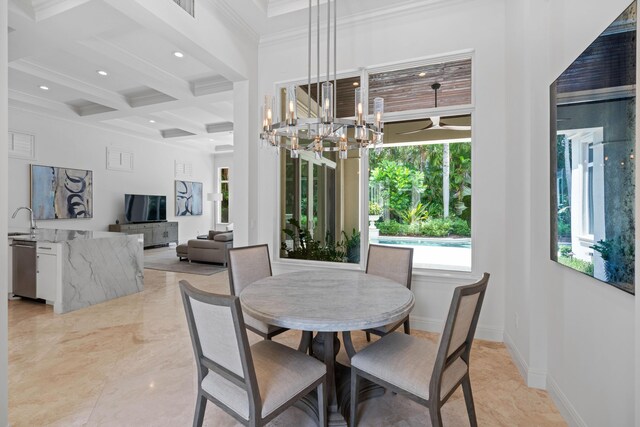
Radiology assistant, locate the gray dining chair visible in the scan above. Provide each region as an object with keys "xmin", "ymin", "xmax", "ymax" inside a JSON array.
[
  {"xmin": 179, "ymin": 280, "xmax": 327, "ymax": 427},
  {"xmin": 364, "ymin": 244, "xmax": 414, "ymax": 341},
  {"xmin": 350, "ymin": 273, "xmax": 490, "ymax": 427},
  {"xmin": 227, "ymin": 244, "xmax": 288, "ymax": 340}
]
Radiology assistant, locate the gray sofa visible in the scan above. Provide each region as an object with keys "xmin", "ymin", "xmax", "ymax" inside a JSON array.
[{"xmin": 176, "ymin": 230, "xmax": 233, "ymax": 266}]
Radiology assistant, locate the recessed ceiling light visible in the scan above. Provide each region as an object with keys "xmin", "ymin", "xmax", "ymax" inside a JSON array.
[
  {"xmin": 418, "ymin": 72, "xmax": 426, "ymax": 77},
  {"xmin": 353, "ymin": 82, "xmax": 359, "ymax": 87},
  {"xmin": 173, "ymin": 51, "xmax": 184, "ymax": 58},
  {"xmin": 97, "ymin": 70, "xmax": 108, "ymax": 76},
  {"xmin": 149, "ymin": 119, "xmax": 156, "ymax": 123},
  {"xmin": 39, "ymin": 85, "xmax": 49, "ymax": 91}
]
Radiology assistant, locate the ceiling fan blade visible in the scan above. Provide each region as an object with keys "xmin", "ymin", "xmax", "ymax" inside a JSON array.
[
  {"xmin": 396, "ymin": 122, "xmax": 433, "ymax": 135},
  {"xmin": 439, "ymin": 124, "xmax": 472, "ymax": 131}
]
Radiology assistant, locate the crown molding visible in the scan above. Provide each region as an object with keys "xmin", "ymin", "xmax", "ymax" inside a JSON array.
[
  {"xmin": 32, "ymin": 0, "xmax": 92, "ymax": 21},
  {"xmin": 260, "ymin": 0, "xmax": 473, "ymax": 46},
  {"xmin": 200, "ymin": 0, "xmax": 262, "ymax": 44}
]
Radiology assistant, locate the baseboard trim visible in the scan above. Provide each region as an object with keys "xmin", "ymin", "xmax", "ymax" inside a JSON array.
[
  {"xmin": 411, "ymin": 315, "xmax": 503, "ymax": 342},
  {"xmin": 547, "ymin": 376, "xmax": 588, "ymax": 427},
  {"xmin": 503, "ymin": 331, "xmax": 546, "ymax": 389}
]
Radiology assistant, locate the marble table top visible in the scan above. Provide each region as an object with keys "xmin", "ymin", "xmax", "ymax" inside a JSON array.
[{"xmin": 240, "ymin": 270, "xmax": 415, "ymax": 332}]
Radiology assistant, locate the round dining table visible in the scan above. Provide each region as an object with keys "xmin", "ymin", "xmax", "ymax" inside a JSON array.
[{"xmin": 240, "ymin": 269, "xmax": 415, "ymax": 426}]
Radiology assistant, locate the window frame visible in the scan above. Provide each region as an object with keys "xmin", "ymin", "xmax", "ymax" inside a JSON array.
[
  {"xmin": 218, "ymin": 167, "xmax": 230, "ymax": 225},
  {"xmin": 272, "ymin": 52, "xmax": 475, "ymax": 274}
]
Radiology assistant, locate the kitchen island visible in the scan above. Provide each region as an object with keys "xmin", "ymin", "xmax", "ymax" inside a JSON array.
[{"xmin": 8, "ymin": 228, "xmax": 143, "ymax": 314}]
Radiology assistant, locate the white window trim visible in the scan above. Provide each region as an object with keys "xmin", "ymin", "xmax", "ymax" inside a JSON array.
[
  {"xmin": 218, "ymin": 167, "xmax": 230, "ymax": 225},
  {"xmin": 272, "ymin": 53, "xmax": 476, "ymax": 276}
]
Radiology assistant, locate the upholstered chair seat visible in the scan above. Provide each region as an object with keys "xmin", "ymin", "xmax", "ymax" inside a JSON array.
[
  {"xmin": 351, "ymin": 333, "xmax": 467, "ymax": 400},
  {"xmin": 179, "ymin": 281, "xmax": 327, "ymax": 427},
  {"xmin": 201, "ymin": 340, "xmax": 326, "ymax": 420},
  {"xmin": 351, "ymin": 273, "xmax": 490, "ymax": 427}
]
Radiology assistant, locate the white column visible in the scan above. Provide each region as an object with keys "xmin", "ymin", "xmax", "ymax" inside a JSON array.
[
  {"xmin": 442, "ymin": 143, "xmax": 450, "ymax": 218},
  {"xmin": 232, "ymin": 78, "xmax": 259, "ymax": 247},
  {"xmin": 0, "ymin": 0, "xmax": 9, "ymax": 424},
  {"xmin": 232, "ymin": 81, "xmax": 250, "ymax": 246}
]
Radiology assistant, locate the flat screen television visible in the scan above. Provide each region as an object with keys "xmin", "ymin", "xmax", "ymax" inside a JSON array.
[{"xmin": 124, "ymin": 194, "xmax": 167, "ymax": 223}]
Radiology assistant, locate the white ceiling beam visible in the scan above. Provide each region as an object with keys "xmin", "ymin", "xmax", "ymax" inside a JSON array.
[
  {"xmin": 32, "ymin": 0, "xmax": 92, "ymax": 21},
  {"xmin": 198, "ymin": 102, "xmax": 234, "ymax": 122},
  {"xmin": 154, "ymin": 111, "xmax": 208, "ymax": 136},
  {"xmin": 79, "ymin": 89, "xmax": 234, "ymax": 122},
  {"xmin": 10, "ymin": 58, "xmax": 130, "ymax": 110},
  {"xmin": 104, "ymin": 0, "xmax": 253, "ymax": 82},
  {"xmin": 8, "ymin": 88, "xmax": 76, "ymax": 115},
  {"xmin": 74, "ymin": 36, "xmax": 192, "ymax": 100}
]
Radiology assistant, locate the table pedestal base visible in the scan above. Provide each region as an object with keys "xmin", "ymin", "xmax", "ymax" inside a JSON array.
[{"xmin": 301, "ymin": 331, "xmax": 385, "ymax": 426}]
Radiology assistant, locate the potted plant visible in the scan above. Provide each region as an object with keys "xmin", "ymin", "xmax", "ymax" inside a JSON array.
[{"xmin": 369, "ymin": 202, "xmax": 382, "ymax": 227}]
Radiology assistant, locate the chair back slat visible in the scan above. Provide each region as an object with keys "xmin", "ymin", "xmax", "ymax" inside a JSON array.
[
  {"xmin": 430, "ymin": 273, "xmax": 490, "ymax": 401},
  {"xmin": 366, "ymin": 244, "xmax": 414, "ymax": 288},
  {"xmin": 228, "ymin": 244, "xmax": 272, "ymax": 295}
]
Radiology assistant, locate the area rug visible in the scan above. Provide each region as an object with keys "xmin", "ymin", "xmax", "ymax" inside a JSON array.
[{"xmin": 144, "ymin": 251, "xmax": 227, "ymax": 276}]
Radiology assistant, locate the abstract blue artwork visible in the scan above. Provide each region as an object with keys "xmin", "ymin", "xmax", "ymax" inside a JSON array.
[
  {"xmin": 31, "ymin": 165, "xmax": 93, "ymax": 220},
  {"xmin": 175, "ymin": 180, "xmax": 203, "ymax": 216}
]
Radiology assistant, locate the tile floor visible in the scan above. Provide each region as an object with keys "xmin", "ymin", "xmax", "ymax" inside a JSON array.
[{"xmin": 8, "ymin": 266, "xmax": 566, "ymax": 426}]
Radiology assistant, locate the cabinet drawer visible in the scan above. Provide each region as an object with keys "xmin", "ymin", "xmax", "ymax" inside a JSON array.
[{"xmin": 37, "ymin": 244, "xmax": 59, "ymax": 256}]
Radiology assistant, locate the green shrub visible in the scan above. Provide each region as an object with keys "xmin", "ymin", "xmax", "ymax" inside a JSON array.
[
  {"xmin": 558, "ymin": 255, "xmax": 594, "ymax": 276},
  {"xmin": 419, "ymin": 218, "xmax": 450, "ymax": 237},
  {"xmin": 398, "ymin": 203, "xmax": 429, "ymax": 225},
  {"xmin": 450, "ymin": 218, "xmax": 471, "ymax": 237},
  {"xmin": 557, "ymin": 221, "xmax": 571, "ymax": 238},
  {"xmin": 377, "ymin": 220, "xmax": 407, "ymax": 236},
  {"xmin": 559, "ymin": 245, "xmax": 572, "ymax": 257}
]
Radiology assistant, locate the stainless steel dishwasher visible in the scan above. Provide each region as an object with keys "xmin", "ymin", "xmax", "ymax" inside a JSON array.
[{"xmin": 12, "ymin": 240, "xmax": 37, "ymax": 299}]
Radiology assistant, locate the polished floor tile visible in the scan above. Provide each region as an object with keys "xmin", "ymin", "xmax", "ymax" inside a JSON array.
[{"xmin": 8, "ymin": 264, "xmax": 566, "ymax": 426}]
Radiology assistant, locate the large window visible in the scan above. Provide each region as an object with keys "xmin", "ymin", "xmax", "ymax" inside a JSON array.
[
  {"xmin": 367, "ymin": 60, "xmax": 473, "ymax": 271},
  {"xmin": 279, "ymin": 77, "xmax": 362, "ymax": 264},
  {"xmin": 219, "ymin": 167, "xmax": 229, "ymax": 224},
  {"xmin": 277, "ymin": 57, "xmax": 473, "ymax": 271}
]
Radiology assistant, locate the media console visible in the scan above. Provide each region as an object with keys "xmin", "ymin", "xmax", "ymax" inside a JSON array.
[{"xmin": 109, "ymin": 221, "xmax": 178, "ymax": 248}]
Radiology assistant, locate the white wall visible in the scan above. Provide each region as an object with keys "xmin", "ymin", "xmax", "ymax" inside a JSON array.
[
  {"xmin": 0, "ymin": 0, "xmax": 9, "ymax": 424},
  {"xmin": 504, "ymin": 0, "xmax": 636, "ymax": 426},
  {"xmin": 7, "ymin": 109, "xmax": 216, "ymax": 243},
  {"xmin": 256, "ymin": 0, "xmax": 508, "ymax": 341}
]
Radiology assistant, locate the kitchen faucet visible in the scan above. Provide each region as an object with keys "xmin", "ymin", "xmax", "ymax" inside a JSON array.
[{"xmin": 12, "ymin": 207, "xmax": 38, "ymax": 231}]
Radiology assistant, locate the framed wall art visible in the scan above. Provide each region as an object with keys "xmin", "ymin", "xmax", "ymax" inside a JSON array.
[
  {"xmin": 175, "ymin": 180, "xmax": 203, "ymax": 216},
  {"xmin": 31, "ymin": 164, "xmax": 93, "ymax": 220}
]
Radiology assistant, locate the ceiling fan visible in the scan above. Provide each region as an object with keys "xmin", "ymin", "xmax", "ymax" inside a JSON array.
[{"xmin": 398, "ymin": 82, "xmax": 471, "ymax": 135}]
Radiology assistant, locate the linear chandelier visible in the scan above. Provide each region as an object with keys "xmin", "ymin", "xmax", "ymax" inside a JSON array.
[{"xmin": 260, "ymin": 0, "xmax": 384, "ymax": 160}]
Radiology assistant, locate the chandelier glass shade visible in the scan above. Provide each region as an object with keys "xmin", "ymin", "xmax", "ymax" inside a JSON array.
[{"xmin": 260, "ymin": 0, "xmax": 384, "ymax": 160}]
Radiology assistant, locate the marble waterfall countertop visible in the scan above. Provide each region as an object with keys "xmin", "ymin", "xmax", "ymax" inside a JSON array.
[
  {"xmin": 9, "ymin": 228, "xmax": 144, "ymax": 314},
  {"xmin": 9, "ymin": 228, "xmax": 127, "ymax": 243}
]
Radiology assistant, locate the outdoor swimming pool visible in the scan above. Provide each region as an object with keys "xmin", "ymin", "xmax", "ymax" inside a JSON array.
[
  {"xmin": 371, "ymin": 236, "xmax": 471, "ymax": 249},
  {"xmin": 369, "ymin": 236, "xmax": 472, "ymax": 271}
]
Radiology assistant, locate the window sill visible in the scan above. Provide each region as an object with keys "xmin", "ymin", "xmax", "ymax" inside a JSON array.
[{"xmin": 272, "ymin": 257, "xmax": 476, "ymax": 281}]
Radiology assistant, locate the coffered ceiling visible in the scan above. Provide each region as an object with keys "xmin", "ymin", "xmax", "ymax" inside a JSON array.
[
  {"xmin": 8, "ymin": 0, "xmax": 235, "ymax": 153},
  {"xmin": 7, "ymin": 0, "xmax": 460, "ymax": 153}
]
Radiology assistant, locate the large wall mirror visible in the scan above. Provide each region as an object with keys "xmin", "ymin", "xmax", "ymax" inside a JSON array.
[{"xmin": 550, "ymin": 1, "xmax": 636, "ymax": 294}]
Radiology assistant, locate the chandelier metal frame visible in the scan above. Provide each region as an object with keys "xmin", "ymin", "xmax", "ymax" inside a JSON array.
[{"xmin": 260, "ymin": 0, "xmax": 384, "ymax": 160}]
